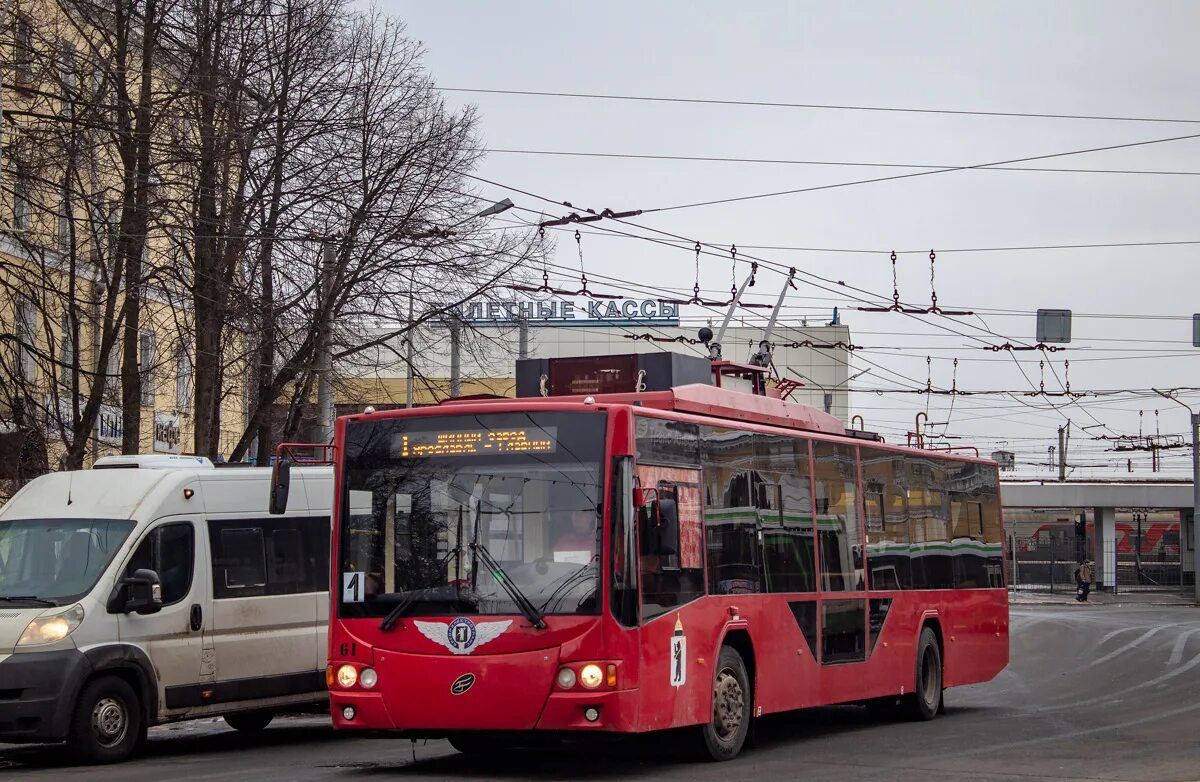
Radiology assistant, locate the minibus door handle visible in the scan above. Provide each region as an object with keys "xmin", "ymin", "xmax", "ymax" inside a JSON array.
[{"xmin": 190, "ymin": 604, "xmax": 203, "ymax": 632}]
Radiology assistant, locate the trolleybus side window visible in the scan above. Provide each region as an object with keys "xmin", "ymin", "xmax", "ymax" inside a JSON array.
[
  {"xmin": 756, "ymin": 434, "xmax": 816, "ymax": 594},
  {"xmin": 908, "ymin": 458, "xmax": 952, "ymax": 590},
  {"xmin": 860, "ymin": 448, "xmax": 911, "ymax": 590},
  {"xmin": 702, "ymin": 426, "xmax": 761, "ymax": 595},
  {"xmin": 813, "ymin": 442, "xmax": 863, "ymax": 592}
]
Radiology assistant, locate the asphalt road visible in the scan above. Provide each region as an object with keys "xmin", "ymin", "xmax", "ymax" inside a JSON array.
[{"xmin": 4, "ymin": 605, "xmax": 1200, "ymax": 781}]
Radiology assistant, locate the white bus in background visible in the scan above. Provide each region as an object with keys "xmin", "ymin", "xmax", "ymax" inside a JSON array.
[{"xmin": 0, "ymin": 455, "xmax": 332, "ymax": 763}]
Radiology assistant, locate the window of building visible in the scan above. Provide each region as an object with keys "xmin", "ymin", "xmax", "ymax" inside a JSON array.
[
  {"xmin": 208, "ymin": 517, "xmax": 330, "ymax": 599},
  {"xmin": 14, "ymin": 15, "xmax": 33, "ymax": 81},
  {"xmin": 124, "ymin": 522, "xmax": 195, "ymax": 606},
  {"xmin": 139, "ymin": 330, "xmax": 155, "ymax": 405},
  {"xmin": 813, "ymin": 441, "xmax": 863, "ymax": 592},
  {"xmin": 104, "ymin": 336, "xmax": 121, "ymax": 402},
  {"xmin": 176, "ymin": 349, "xmax": 192, "ymax": 412},
  {"xmin": 59, "ymin": 312, "xmax": 75, "ymax": 389},
  {"xmin": 58, "ymin": 187, "xmax": 72, "ymax": 252},
  {"xmin": 15, "ymin": 297, "xmax": 37, "ymax": 382},
  {"xmin": 12, "ymin": 175, "xmax": 29, "ymax": 231}
]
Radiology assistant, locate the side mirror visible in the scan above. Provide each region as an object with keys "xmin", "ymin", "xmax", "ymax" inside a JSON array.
[
  {"xmin": 269, "ymin": 458, "xmax": 292, "ymax": 515},
  {"xmin": 633, "ymin": 486, "xmax": 658, "ymax": 509},
  {"xmin": 108, "ymin": 568, "xmax": 163, "ymax": 615}
]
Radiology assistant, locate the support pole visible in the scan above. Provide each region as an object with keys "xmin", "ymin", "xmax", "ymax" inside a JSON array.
[
  {"xmin": 405, "ymin": 282, "xmax": 414, "ymax": 409},
  {"xmin": 518, "ymin": 317, "xmax": 528, "ymax": 360},
  {"xmin": 1193, "ymin": 411, "xmax": 1200, "ymax": 602},
  {"xmin": 1058, "ymin": 426, "xmax": 1067, "ymax": 482}
]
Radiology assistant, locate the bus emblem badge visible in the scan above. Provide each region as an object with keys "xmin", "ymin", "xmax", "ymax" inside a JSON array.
[
  {"xmin": 414, "ymin": 618, "xmax": 513, "ymax": 655},
  {"xmin": 670, "ymin": 618, "xmax": 687, "ymax": 687},
  {"xmin": 451, "ymin": 673, "xmax": 476, "ymax": 695}
]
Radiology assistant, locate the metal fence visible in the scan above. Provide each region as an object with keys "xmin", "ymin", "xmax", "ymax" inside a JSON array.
[{"xmin": 1009, "ymin": 528, "xmax": 1184, "ymax": 593}]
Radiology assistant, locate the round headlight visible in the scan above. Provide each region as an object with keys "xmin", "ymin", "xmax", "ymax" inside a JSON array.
[
  {"xmin": 556, "ymin": 667, "xmax": 577, "ymax": 689},
  {"xmin": 579, "ymin": 664, "xmax": 604, "ymax": 689},
  {"xmin": 359, "ymin": 668, "xmax": 378, "ymax": 689},
  {"xmin": 336, "ymin": 664, "xmax": 358, "ymax": 688}
]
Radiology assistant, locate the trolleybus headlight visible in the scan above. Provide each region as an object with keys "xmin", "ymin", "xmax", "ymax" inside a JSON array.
[
  {"xmin": 579, "ymin": 664, "xmax": 604, "ymax": 689},
  {"xmin": 336, "ymin": 664, "xmax": 358, "ymax": 688},
  {"xmin": 556, "ymin": 667, "xmax": 577, "ymax": 689},
  {"xmin": 359, "ymin": 668, "xmax": 378, "ymax": 689}
]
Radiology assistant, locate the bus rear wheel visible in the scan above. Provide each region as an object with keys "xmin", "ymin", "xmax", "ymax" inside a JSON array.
[
  {"xmin": 696, "ymin": 646, "xmax": 751, "ymax": 761},
  {"xmin": 904, "ymin": 626, "xmax": 943, "ymax": 720}
]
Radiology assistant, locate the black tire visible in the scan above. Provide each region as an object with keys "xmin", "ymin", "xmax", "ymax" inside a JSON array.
[
  {"xmin": 696, "ymin": 645, "xmax": 752, "ymax": 761},
  {"xmin": 66, "ymin": 676, "xmax": 143, "ymax": 765},
  {"xmin": 224, "ymin": 710, "xmax": 274, "ymax": 732},
  {"xmin": 902, "ymin": 626, "xmax": 943, "ymax": 721}
]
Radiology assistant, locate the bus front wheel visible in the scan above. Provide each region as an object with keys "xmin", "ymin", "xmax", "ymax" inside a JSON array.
[{"xmin": 697, "ymin": 645, "xmax": 752, "ymax": 761}]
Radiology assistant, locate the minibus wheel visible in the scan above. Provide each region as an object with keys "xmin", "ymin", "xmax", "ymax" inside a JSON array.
[
  {"xmin": 224, "ymin": 710, "xmax": 275, "ymax": 732},
  {"xmin": 67, "ymin": 676, "xmax": 143, "ymax": 764},
  {"xmin": 697, "ymin": 646, "xmax": 751, "ymax": 761}
]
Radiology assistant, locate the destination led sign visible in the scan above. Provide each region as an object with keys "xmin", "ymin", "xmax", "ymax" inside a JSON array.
[{"xmin": 393, "ymin": 427, "xmax": 558, "ymax": 458}]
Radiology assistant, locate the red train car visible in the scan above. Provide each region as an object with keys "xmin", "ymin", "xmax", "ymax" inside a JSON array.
[{"xmin": 278, "ymin": 353, "xmax": 1008, "ymax": 760}]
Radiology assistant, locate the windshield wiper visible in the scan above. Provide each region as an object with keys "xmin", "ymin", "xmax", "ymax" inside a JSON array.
[
  {"xmin": 379, "ymin": 587, "xmax": 478, "ymax": 631},
  {"xmin": 0, "ymin": 595, "xmax": 56, "ymax": 607},
  {"xmin": 471, "ymin": 541, "xmax": 546, "ymax": 630}
]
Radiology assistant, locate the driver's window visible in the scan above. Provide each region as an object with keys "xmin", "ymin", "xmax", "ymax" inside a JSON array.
[
  {"xmin": 125, "ymin": 523, "xmax": 194, "ymax": 606},
  {"xmin": 636, "ymin": 466, "xmax": 704, "ymax": 621}
]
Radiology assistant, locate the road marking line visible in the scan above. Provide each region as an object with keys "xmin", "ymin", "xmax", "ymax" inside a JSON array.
[
  {"xmin": 1168, "ymin": 627, "xmax": 1200, "ymax": 667},
  {"xmin": 1089, "ymin": 625, "xmax": 1167, "ymax": 667}
]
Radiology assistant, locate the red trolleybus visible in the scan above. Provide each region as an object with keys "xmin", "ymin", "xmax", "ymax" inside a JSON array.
[{"xmin": 279, "ymin": 352, "xmax": 1007, "ymax": 761}]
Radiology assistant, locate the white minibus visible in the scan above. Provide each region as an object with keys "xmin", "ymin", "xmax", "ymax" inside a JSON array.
[{"xmin": 0, "ymin": 455, "xmax": 332, "ymax": 763}]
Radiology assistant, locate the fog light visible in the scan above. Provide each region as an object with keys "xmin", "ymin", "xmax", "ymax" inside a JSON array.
[
  {"xmin": 579, "ymin": 664, "xmax": 604, "ymax": 689},
  {"xmin": 342, "ymin": 706, "xmax": 356, "ymax": 721},
  {"xmin": 556, "ymin": 667, "xmax": 577, "ymax": 689},
  {"xmin": 360, "ymin": 668, "xmax": 378, "ymax": 689},
  {"xmin": 584, "ymin": 707, "xmax": 600, "ymax": 722},
  {"xmin": 336, "ymin": 664, "xmax": 358, "ymax": 688}
]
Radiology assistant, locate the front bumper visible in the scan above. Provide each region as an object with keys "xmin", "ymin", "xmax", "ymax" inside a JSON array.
[
  {"xmin": 329, "ymin": 648, "xmax": 639, "ymax": 734},
  {"xmin": 0, "ymin": 649, "xmax": 90, "ymax": 742}
]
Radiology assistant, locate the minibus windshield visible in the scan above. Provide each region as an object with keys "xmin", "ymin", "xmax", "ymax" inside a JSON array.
[
  {"xmin": 340, "ymin": 410, "xmax": 606, "ymax": 620},
  {"xmin": 0, "ymin": 518, "xmax": 135, "ymax": 605}
]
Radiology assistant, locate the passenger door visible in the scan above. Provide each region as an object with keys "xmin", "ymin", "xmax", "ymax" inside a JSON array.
[
  {"xmin": 207, "ymin": 516, "xmax": 328, "ymax": 700},
  {"xmin": 116, "ymin": 520, "xmax": 210, "ymax": 715}
]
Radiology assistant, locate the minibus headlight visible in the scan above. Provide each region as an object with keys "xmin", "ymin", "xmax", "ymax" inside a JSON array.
[
  {"xmin": 556, "ymin": 667, "xmax": 577, "ymax": 689},
  {"xmin": 359, "ymin": 668, "xmax": 378, "ymax": 689},
  {"xmin": 336, "ymin": 664, "xmax": 358, "ymax": 688},
  {"xmin": 579, "ymin": 664, "xmax": 604, "ymax": 689},
  {"xmin": 17, "ymin": 604, "xmax": 84, "ymax": 647}
]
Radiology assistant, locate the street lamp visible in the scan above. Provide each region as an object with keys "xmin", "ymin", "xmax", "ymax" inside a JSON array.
[
  {"xmin": 788, "ymin": 367, "xmax": 871, "ymax": 414},
  {"xmin": 1154, "ymin": 388, "xmax": 1200, "ymax": 602},
  {"xmin": 405, "ymin": 198, "xmax": 515, "ymax": 407}
]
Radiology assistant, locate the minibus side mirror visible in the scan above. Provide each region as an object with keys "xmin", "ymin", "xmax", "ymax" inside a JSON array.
[
  {"xmin": 269, "ymin": 458, "xmax": 292, "ymax": 515},
  {"xmin": 108, "ymin": 569, "xmax": 163, "ymax": 615}
]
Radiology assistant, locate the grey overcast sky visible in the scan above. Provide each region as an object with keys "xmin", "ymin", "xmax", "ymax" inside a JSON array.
[{"xmin": 386, "ymin": 0, "xmax": 1199, "ymax": 477}]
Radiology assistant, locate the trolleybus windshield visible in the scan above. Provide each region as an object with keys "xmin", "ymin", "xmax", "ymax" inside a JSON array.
[{"xmin": 339, "ymin": 410, "xmax": 607, "ymax": 620}]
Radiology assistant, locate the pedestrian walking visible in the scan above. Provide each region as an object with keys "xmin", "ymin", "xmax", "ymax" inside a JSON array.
[{"xmin": 1074, "ymin": 558, "xmax": 1094, "ymax": 602}]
